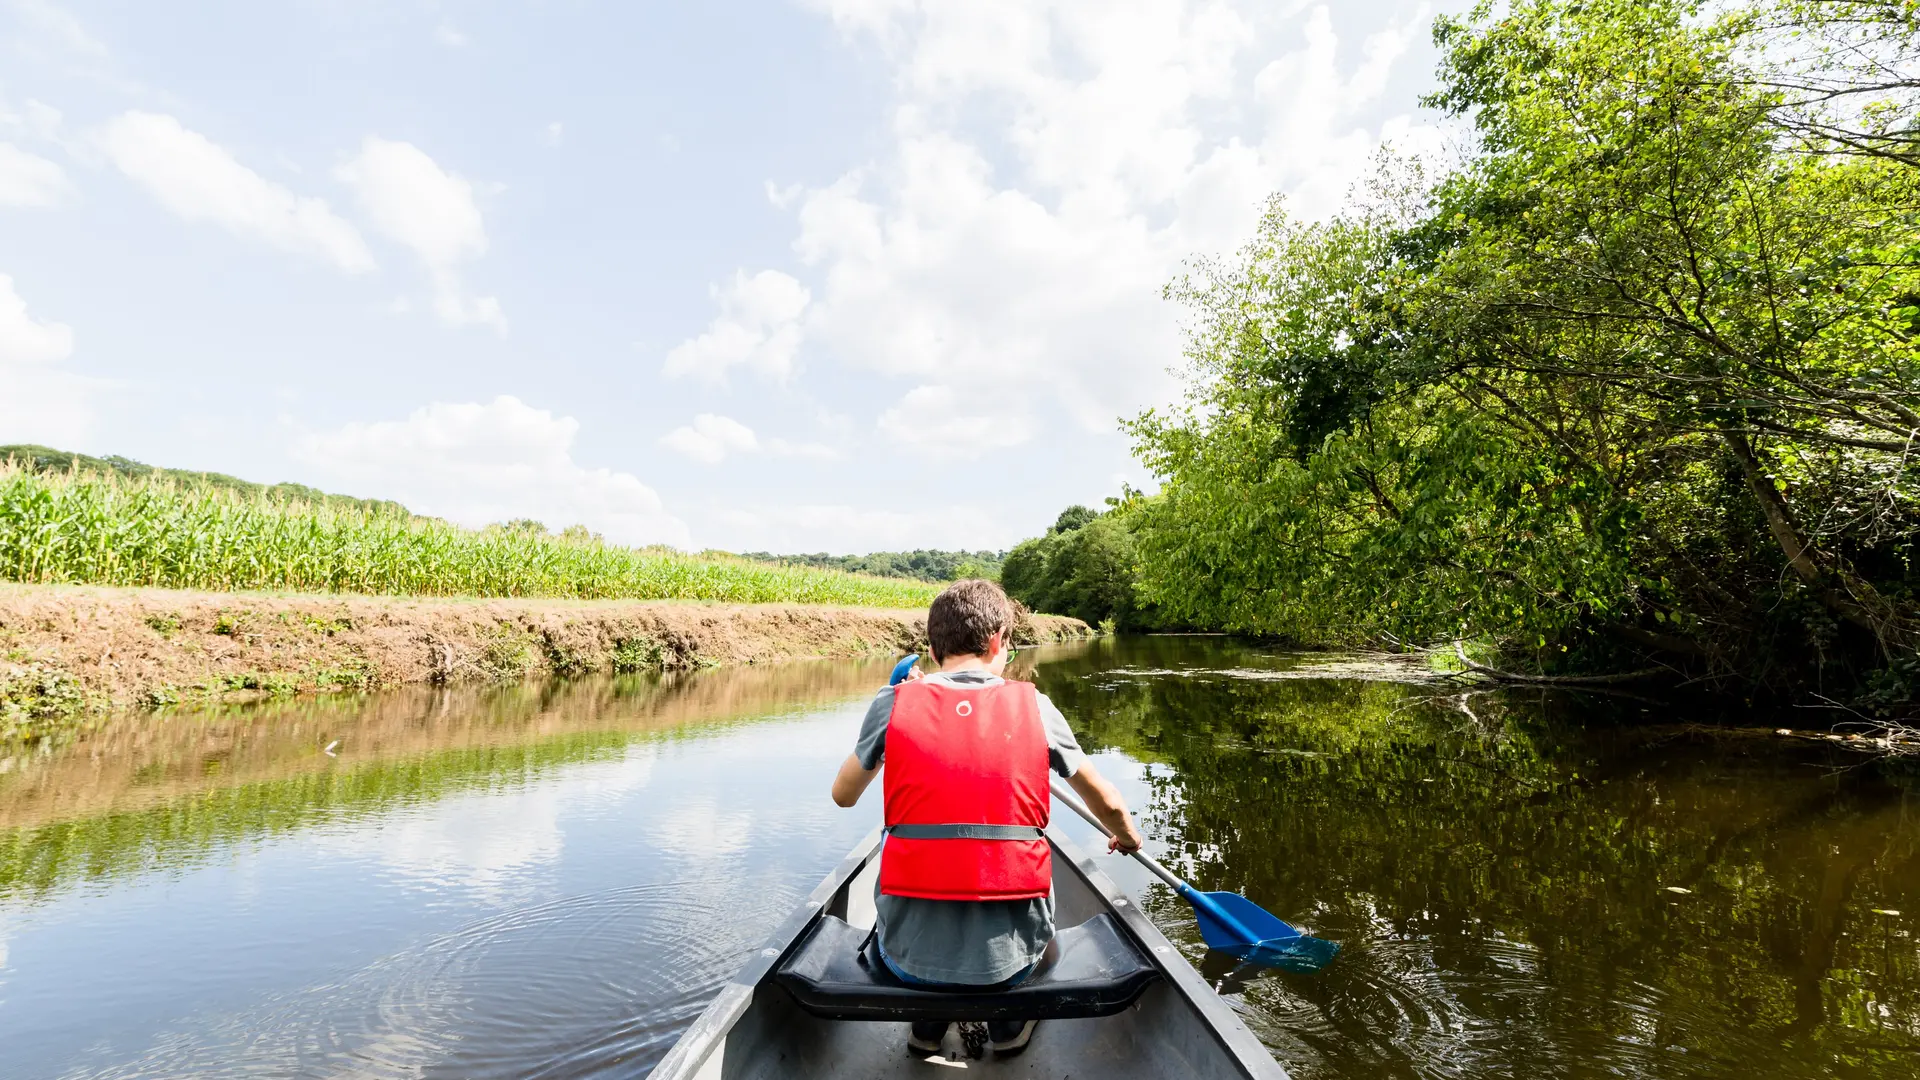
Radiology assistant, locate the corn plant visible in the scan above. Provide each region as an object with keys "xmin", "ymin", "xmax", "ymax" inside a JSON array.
[{"xmin": 0, "ymin": 464, "xmax": 939, "ymax": 608}]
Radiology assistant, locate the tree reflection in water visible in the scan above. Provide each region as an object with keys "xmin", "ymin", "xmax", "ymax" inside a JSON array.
[{"xmin": 1028, "ymin": 636, "xmax": 1920, "ymax": 1080}]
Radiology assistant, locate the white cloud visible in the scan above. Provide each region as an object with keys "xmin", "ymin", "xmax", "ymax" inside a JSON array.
[
  {"xmin": 662, "ymin": 269, "xmax": 810, "ymax": 383},
  {"xmin": 96, "ymin": 111, "xmax": 375, "ymax": 272},
  {"xmin": 9, "ymin": 0, "xmax": 108, "ymax": 58},
  {"xmin": 0, "ymin": 363, "xmax": 102, "ymax": 445},
  {"xmin": 0, "ymin": 98, "xmax": 65, "ymax": 142},
  {"xmin": 652, "ymin": 798, "xmax": 754, "ymax": 859},
  {"xmin": 433, "ymin": 20, "xmax": 468, "ymax": 48},
  {"xmin": 876, "ymin": 384, "xmax": 1031, "ymax": 455},
  {"xmin": 293, "ymin": 395, "xmax": 688, "ymax": 546},
  {"xmin": 766, "ymin": 436, "xmax": 841, "ymax": 461},
  {"xmin": 316, "ymin": 749, "xmax": 656, "ymax": 901},
  {"xmin": 661, "ymin": 413, "xmax": 842, "ymax": 465},
  {"xmin": 0, "ymin": 272, "xmax": 102, "ymax": 444},
  {"xmin": 335, "ymin": 136, "xmax": 505, "ymax": 333},
  {"xmin": 0, "ymin": 272, "xmax": 71, "ymax": 365},
  {"xmin": 0, "ymin": 142, "xmax": 69, "ymax": 206},
  {"xmin": 1250, "ymin": 5, "xmax": 1436, "ymax": 216},
  {"xmin": 545, "ymin": 121, "xmax": 564, "ymax": 147},
  {"xmin": 364, "ymin": 787, "xmax": 565, "ymax": 897},
  {"xmin": 335, "ymin": 138, "xmax": 485, "ymax": 268},
  {"xmin": 661, "ymin": 413, "xmax": 760, "ymax": 464},
  {"xmin": 676, "ymin": 1, "xmax": 1440, "ymax": 455}
]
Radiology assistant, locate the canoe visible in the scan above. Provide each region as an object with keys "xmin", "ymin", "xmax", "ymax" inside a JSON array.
[{"xmin": 648, "ymin": 826, "xmax": 1289, "ymax": 1078}]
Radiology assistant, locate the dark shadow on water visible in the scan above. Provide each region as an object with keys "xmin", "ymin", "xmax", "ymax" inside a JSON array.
[{"xmin": 1024, "ymin": 635, "xmax": 1920, "ymax": 1080}]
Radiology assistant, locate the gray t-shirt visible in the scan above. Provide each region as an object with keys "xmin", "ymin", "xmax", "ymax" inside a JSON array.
[{"xmin": 855, "ymin": 669, "xmax": 1085, "ymax": 984}]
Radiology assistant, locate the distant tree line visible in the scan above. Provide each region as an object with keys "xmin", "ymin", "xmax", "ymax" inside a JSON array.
[
  {"xmin": 1001, "ymin": 502, "xmax": 1171, "ymax": 632},
  {"xmin": 741, "ymin": 549, "xmax": 1006, "ymax": 583}
]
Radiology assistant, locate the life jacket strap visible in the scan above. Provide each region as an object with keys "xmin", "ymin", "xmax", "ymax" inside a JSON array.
[{"xmin": 886, "ymin": 824, "xmax": 1047, "ymax": 841}]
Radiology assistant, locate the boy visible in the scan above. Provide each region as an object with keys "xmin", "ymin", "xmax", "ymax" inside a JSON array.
[{"xmin": 830, "ymin": 578, "xmax": 1145, "ymax": 1057}]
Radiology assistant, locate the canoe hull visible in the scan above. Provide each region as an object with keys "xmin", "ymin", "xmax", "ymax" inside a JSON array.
[{"xmin": 649, "ymin": 828, "xmax": 1289, "ymax": 1079}]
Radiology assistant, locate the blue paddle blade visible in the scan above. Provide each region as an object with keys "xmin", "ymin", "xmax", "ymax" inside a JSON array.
[
  {"xmin": 1185, "ymin": 887, "xmax": 1341, "ymax": 972},
  {"xmin": 888, "ymin": 654, "xmax": 920, "ymax": 686},
  {"xmin": 1188, "ymin": 889, "xmax": 1299, "ymax": 950},
  {"xmin": 1232, "ymin": 934, "xmax": 1342, "ymax": 974}
]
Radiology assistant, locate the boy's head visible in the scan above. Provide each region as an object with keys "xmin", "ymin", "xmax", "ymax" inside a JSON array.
[{"xmin": 926, "ymin": 578, "xmax": 1015, "ymax": 663}]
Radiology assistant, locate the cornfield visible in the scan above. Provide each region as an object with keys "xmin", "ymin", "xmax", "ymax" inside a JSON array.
[{"xmin": 0, "ymin": 464, "xmax": 940, "ymax": 608}]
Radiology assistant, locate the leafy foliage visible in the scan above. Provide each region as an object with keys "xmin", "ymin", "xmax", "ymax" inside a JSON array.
[
  {"xmin": 1129, "ymin": 0, "xmax": 1920, "ymax": 700},
  {"xmin": 1001, "ymin": 502, "xmax": 1167, "ymax": 630}
]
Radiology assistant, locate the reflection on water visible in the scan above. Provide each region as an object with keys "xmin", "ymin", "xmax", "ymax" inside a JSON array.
[
  {"xmin": 0, "ymin": 658, "xmax": 898, "ymax": 1078},
  {"xmin": 2, "ymin": 637, "xmax": 1919, "ymax": 1078},
  {"xmin": 1034, "ymin": 637, "xmax": 1920, "ymax": 1080},
  {"xmin": 0, "ymin": 658, "xmax": 896, "ymax": 899}
]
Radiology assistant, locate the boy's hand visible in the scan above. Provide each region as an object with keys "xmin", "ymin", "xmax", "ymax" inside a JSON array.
[{"xmin": 1068, "ymin": 763, "xmax": 1145, "ymax": 857}]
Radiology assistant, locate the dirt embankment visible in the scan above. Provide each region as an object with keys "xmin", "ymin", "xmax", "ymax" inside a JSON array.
[{"xmin": 0, "ymin": 584, "xmax": 1093, "ymax": 733}]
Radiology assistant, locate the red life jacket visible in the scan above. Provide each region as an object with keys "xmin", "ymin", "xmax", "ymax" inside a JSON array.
[{"xmin": 880, "ymin": 678, "xmax": 1052, "ymax": 902}]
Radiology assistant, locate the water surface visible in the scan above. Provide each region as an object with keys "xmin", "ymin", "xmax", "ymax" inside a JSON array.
[{"xmin": 2, "ymin": 637, "xmax": 1916, "ymax": 1078}]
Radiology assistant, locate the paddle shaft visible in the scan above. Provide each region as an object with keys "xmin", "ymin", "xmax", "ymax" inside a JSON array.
[{"xmin": 1047, "ymin": 778, "xmax": 1186, "ymax": 891}]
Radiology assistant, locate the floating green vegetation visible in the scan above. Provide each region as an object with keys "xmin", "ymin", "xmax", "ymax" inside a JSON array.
[{"xmin": 0, "ymin": 463, "xmax": 939, "ymax": 608}]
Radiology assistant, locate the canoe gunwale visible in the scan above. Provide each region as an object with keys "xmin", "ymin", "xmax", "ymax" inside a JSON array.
[
  {"xmin": 648, "ymin": 825, "xmax": 1288, "ymax": 1079},
  {"xmin": 1050, "ymin": 830, "xmax": 1289, "ymax": 1079},
  {"xmin": 647, "ymin": 827, "xmax": 886, "ymax": 1079}
]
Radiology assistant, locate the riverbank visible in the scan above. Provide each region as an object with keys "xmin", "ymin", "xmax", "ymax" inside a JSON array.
[{"xmin": 0, "ymin": 584, "xmax": 1093, "ymax": 734}]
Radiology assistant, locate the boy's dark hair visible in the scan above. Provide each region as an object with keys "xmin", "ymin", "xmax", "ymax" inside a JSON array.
[{"xmin": 927, "ymin": 578, "xmax": 1015, "ymax": 662}]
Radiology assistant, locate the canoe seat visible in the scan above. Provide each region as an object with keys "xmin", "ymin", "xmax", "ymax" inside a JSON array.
[{"xmin": 772, "ymin": 913, "xmax": 1162, "ymax": 1022}]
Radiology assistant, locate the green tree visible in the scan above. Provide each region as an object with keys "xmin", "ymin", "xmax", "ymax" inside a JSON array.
[
  {"xmin": 1002, "ymin": 505, "xmax": 1164, "ymax": 630},
  {"xmin": 1050, "ymin": 505, "xmax": 1100, "ymax": 534},
  {"xmin": 1130, "ymin": 0, "xmax": 1920, "ymax": 699}
]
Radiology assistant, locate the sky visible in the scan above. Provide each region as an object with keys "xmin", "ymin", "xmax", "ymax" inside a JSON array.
[{"xmin": 0, "ymin": 0, "xmax": 1459, "ymax": 555}]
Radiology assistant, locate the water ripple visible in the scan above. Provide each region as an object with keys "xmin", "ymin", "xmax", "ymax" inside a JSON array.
[{"xmin": 72, "ymin": 879, "xmax": 793, "ymax": 1080}]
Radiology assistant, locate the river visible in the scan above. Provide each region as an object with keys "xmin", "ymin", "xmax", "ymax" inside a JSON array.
[{"xmin": 1, "ymin": 636, "xmax": 1916, "ymax": 1078}]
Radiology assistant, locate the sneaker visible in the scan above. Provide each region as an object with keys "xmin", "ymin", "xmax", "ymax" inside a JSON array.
[
  {"xmin": 988, "ymin": 1019, "xmax": 1037, "ymax": 1055},
  {"xmin": 957, "ymin": 1021, "xmax": 989, "ymax": 1059},
  {"xmin": 907, "ymin": 1020, "xmax": 948, "ymax": 1055}
]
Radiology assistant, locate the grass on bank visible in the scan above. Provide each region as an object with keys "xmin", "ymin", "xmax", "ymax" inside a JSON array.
[{"xmin": 0, "ymin": 463, "xmax": 941, "ymax": 608}]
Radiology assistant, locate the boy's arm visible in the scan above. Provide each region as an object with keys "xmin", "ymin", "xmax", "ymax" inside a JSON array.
[
  {"xmin": 1066, "ymin": 762, "xmax": 1145, "ymax": 853},
  {"xmin": 833, "ymin": 687, "xmax": 892, "ymax": 807},
  {"xmin": 831, "ymin": 754, "xmax": 880, "ymax": 807}
]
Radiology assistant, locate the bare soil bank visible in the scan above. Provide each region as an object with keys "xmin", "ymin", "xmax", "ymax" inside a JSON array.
[{"xmin": 0, "ymin": 584, "xmax": 1092, "ymax": 733}]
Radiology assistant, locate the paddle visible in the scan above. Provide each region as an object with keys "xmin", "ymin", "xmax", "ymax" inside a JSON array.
[{"xmin": 1049, "ymin": 777, "xmax": 1340, "ymax": 973}]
